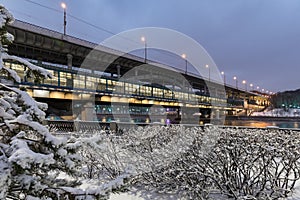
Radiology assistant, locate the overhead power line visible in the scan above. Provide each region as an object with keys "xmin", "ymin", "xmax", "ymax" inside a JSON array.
[
  {"xmin": 21, "ymin": 0, "xmax": 189, "ymax": 71},
  {"xmin": 23, "ymin": 0, "xmax": 118, "ymax": 37}
]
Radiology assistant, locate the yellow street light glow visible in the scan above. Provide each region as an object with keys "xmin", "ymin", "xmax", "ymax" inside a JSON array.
[{"xmin": 181, "ymin": 53, "xmax": 186, "ymax": 59}]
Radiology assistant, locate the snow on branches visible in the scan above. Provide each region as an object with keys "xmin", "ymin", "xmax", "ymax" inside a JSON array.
[
  {"xmin": 0, "ymin": 5, "xmax": 122, "ymax": 200},
  {"xmin": 80, "ymin": 125, "xmax": 300, "ymax": 199},
  {"xmin": 0, "ymin": 83, "xmax": 85, "ymax": 199}
]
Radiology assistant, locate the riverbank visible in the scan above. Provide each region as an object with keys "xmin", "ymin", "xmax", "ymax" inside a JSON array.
[{"xmin": 226, "ymin": 115, "xmax": 300, "ymax": 122}]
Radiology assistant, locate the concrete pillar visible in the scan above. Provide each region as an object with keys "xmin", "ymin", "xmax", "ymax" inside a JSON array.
[
  {"xmin": 67, "ymin": 54, "xmax": 73, "ymax": 69},
  {"xmin": 81, "ymin": 102, "xmax": 95, "ymax": 121},
  {"xmin": 116, "ymin": 65, "xmax": 121, "ymax": 79},
  {"xmin": 216, "ymin": 109, "xmax": 220, "ymax": 119},
  {"xmin": 110, "ymin": 121, "xmax": 118, "ymax": 133}
]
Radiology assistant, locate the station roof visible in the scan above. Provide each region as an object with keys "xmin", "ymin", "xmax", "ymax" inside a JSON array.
[
  {"xmin": 6, "ymin": 20, "xmax": 260, "ymax": 97},
  {"xmin": 6, "ymin": 20, "xmax": 147, "ymax": 76}
]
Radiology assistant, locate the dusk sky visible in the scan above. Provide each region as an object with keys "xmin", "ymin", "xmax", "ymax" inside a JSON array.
[{"xmin": 3, "ymin": 0, "xmax": 300, "ymax": 92}]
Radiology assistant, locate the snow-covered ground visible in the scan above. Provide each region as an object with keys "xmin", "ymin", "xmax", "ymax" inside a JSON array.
[
  {"xmin": 109, "ymin": 188, "xmax": 300, "ymax": 200},
  {"xmin": 252, "ymin": 108, "xmax": 300, "ymax": 117}
]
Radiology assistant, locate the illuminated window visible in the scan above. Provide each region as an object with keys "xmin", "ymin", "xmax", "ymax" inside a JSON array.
[
  {"xmin": 86, "ymin": 76, "xmax": 97, "ymax": 90},
  {"xmin": 74, "ymin": 74, "xmax": 85, "ymax": 89}
]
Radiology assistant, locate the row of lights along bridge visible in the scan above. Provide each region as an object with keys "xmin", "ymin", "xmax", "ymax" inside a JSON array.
[{"xmin": 60, "ymin": 2, "xmax": 273, "ymax": 96}]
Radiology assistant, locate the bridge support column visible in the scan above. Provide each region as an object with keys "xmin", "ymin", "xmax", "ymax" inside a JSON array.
[
  {"xmin": 67, "ymin": 53, "xmax": 73, "ymax": 69},
  {"xmin": 116, "ymin": 65, "xmax": 121, "ymax": 78},
  {"xmin": 81, "ymin": 102, "xmax": 96, "ymax": 121}
]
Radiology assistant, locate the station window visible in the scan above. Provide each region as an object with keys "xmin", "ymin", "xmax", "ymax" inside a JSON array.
[
  {"xmin": 43, "ymin": 70, "xmax": 58, "ymax": 86},
  {"xmin": 107, "ymin": 80, "xmax": 116, "ymax": 91},
  {"xmin": 97, "ymin": 78, "xmax": 106, "ymax": 91},
  {"xmin": 86, "ymin": 76, "xmax": 97, "ymax": 90},
  {"xmin": 140, "ymin": 85, "xmax": 152, "ymax": 96},
  {"xmin": 60, "ymin": 72, "xmax": 73, "ymax": 87},
  {"xmin": 74, "ymin": 74, "xmax": 85, "ymax": 89},
  {"xmin": 115, "ymin": 82, "xmax": 124, "ymax": 93},
  {"xmin": 125, "ymin": 83, "xmax": 138, "ymax": 94},
  {"xmin": 153, "ymin": 88, "xmax": 163, "ymax": 98}
]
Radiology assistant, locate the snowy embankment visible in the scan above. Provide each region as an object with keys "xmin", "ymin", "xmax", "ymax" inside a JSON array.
[{"xmin": 252, "ymin": 108, "xmax": 300, "ymax": 117}]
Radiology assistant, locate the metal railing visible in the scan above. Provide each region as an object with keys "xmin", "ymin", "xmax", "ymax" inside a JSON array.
[{"xmin": 45, "ymin": 120, "xmax": 300, "ymax": 134}]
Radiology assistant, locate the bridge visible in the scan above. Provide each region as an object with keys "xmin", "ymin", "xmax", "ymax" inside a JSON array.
[{"xmin": 3, "ymin": 20, "xmax": 269, "ymax": 125}]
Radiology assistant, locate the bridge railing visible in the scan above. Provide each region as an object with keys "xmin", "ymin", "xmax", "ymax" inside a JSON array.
[{"xmin": 45, "ymin": 120, "xmax": 300, "ymax": 134}]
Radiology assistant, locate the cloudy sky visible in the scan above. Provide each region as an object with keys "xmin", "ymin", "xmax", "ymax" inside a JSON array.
[{"xmin": 3, "ymin": 0, "xmax": 300, "ymax": 92}]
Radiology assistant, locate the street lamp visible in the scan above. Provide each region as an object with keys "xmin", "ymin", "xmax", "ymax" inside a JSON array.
[
  {"xmin": 221, "ymin": 71, "xmax": 226, "ymax": 85},
  {"xmin": 141, "ymin": 36, "xmax": 147, "ymax": 63},
  {"xmin": 181, "ymin": 53, "xmax": 187, "ymax": 74},
  {"xmin": 206, "ymin": 64, "xmax": 210, "ymax": 81},
  {"xmin": 61, "ymin": 2, "xmax": 67, "ymax": 35},
  {"xmin": 250, "ymin": 83, "xmax": 253, "ymax": 91},
  {"xmin": 233, "ymin": 76, "xmax": 238, "ymax": 89},
  {"xmin": 242, "ymin": 80, "xmax": 247, "ymax": 91}
]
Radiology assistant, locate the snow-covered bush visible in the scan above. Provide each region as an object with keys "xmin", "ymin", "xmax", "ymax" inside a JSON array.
[
  {"xmin": 79, "ymin": 125, "xmax": 300, "ymax": 199},
  {"xmin": 135, "ymin": 127, "xmax": 300, "ymax": 199}
]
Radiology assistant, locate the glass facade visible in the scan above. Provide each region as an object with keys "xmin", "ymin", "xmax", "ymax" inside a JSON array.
[{"xmin": 2, "ymin": 60, "xmax": 231, "ymax": 107}]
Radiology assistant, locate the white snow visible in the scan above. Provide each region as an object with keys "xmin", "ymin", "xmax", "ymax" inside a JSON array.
[
  {"xmin": 0, "ymin": 4, "xmax": 14, "ymax": 29},
  {"xmin": 252, "ymin": 108, "xmax": 300, "ymax": 117},
  {"xmin": 9, "ymin": 139, "xmax": 55, "ymax": 169},
  {"xmin": 2, "ymin": 53, "xmax": 53, "ymax": 81}
]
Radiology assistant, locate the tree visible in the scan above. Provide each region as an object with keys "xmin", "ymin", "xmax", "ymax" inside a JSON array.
[
  {"xmin": 0, "ymin": 5, "xmax": 131, "ymax": 199},
  {"xmin": 0, "ymin": 5, "xmax": 81, "ymax": 199}
]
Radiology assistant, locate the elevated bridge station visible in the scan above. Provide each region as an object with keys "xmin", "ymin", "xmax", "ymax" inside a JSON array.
[{"xmin": 3, "ymin": 20, "xmax": 269, "ymax": 124}]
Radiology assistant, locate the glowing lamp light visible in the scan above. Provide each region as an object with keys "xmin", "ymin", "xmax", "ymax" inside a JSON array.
[{"xmin": 61, "ymin": 2, "xmax": 66, "ymax": 9}]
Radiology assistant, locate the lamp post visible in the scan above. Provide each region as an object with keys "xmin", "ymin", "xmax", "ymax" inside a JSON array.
[
  {"xmin": 141, "ymin": 36, "xmax": 147, "ymax": 63},
  {"xmin": 206, "ymin": 64, "xmax": 210, "ymax": 81},
  {"xmin": 250, "ymin": 83, "xmax": 253, "ymax": 91},
  {"xmin": 242, "ymin": 80, "xmax": 247, "ymax": 91},
  {"xmin": 181, "ymin": 54, "xmax": 187, "ymax": 74},
  {"xmin": 233, "ymin": 76, "xmax": 238, "ymax": 89},
  {"xmin": 221, "ymin": 71, "xmax": 226, "ymax": 85},
  {"xmin": 61, "ymin": 2, "xmax": 67, "ymax": 35}
]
